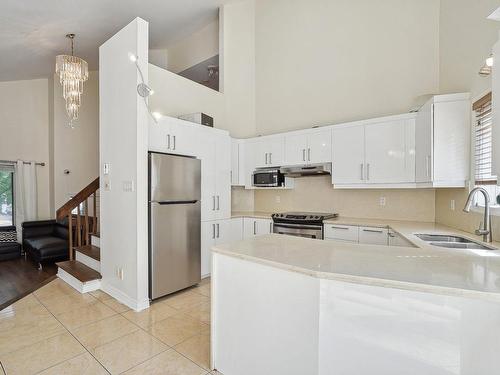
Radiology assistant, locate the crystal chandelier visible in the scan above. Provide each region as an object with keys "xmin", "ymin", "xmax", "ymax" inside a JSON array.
[{"xmin": 55, "ymin": 34, "xmax": 88, "ymax": 128}]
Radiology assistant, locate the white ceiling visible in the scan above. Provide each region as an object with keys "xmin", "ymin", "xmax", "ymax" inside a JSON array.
[{"xmin": 0, "ymin": 0, "xmax": 230, "ymax": 81}]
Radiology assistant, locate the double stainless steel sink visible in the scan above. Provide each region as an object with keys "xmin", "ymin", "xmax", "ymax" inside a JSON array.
[{"xmin": 415, "ymin": 234, "xmax": 497, "ymax": 251}]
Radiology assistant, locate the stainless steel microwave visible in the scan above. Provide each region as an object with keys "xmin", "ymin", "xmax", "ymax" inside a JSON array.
[{"xmin": 252, "ymin": 168, "xmax": 285, "ymax": 187}]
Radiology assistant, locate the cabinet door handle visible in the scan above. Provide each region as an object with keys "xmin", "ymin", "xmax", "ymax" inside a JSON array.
[
  {"xmin": 360, "ymin": 163, "xmax": 364, "ymax": 180},
  {"xmin": 217, "ymin": 195, "xmax": 220, "ymax": 210},
  {"xmin": 212, "ymin": 223, "xmax": 216, "ymax": 239},
  {"xmin": 269, "ymin": 153, "xmax": 272, "ymax": 165},
  {"xmin": 253, "ymin": 221, "xmax": 257, "ymax": 235},
  {"xmin": 212, "ymin": 196, "xmax": 216, "ymax": 211},
  {"xmin": 308, "ymin": 148, "xmax": 311, "ymax": 161},
  {"xmin": 302, "ymin": 149, "xmax": 306, "ymax": 161},
  {"xmin": 270, "ymin": 222, "xmax": 273, "ymax": 232},
  {"xmin": 173, "ymin": 135, "xmax": 176, "ymax": 150},
  {"xmin": 331, "ymin": 226, "xmax": 349, "ymax": 230},
  {"xmin": 362, "ymin": 228, "xmax": 383, "ymax": 233},
  {"xmin": 217, "ymin": 223, "xmax": 220, "ymax": 238},
  {"xmin": 425, "ymin": 155, "xmax": 430, "ymax": 178},
  {"xmin": 265, "ymin": 153, "xmax": 268, "ymax": 165},
  {"xmin": 366, "ymin": 163, "xmax": 370, "ymax": 180},
  {"xmin": 167, "ymin": 134, "xmax": 171, "ymax": 149}
]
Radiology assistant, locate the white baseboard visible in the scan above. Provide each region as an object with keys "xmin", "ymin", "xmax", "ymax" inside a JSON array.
[
  {"xmin": 75, "ymin": 251, "xmax": 101, "ymax": 272},
  {"xmin": 101, "ymin": 280, "xmax": 150, "ymax": 312},
  {"xmin": 57, "ymin": 268, "xmax": 101, "ymax": 293}
]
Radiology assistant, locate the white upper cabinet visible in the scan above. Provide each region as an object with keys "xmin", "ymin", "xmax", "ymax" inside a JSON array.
[
  {"xmin": 307, "ymin": 129, "xmax": 332, "ymax": 164},
  {"xmin": 332, "ymin": 115, "xmax": 416, "ymax": 187},
  {"xmin": 252, "ymin": 136, "xmax": 285, "ymax": 168},
  {"xmin": 415, "ymin": 93, "xmax": 470, "ymax": 187},
  {"xmin": 284, "ymin": 129, "xmax": 332, "ymax": 165},
  {"xmin": 149, "ymin": 117, "xmax": 198, "ymax": 157},
  {"xmin": 332, "ymin": 124, "xmax": 365, "ymax": 184},
  {"xmin": 365, "ymin": 119, "xmax": 412, "ymax": 183},
  {"xmin": 231, "ymin": 138, "xmax": 240, "ymax": 186}
]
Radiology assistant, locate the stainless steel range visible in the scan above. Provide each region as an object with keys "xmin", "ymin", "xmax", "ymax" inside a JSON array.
[{"xmin": 271, "ymin": 212, "xmax": 338, "ymax": 239}]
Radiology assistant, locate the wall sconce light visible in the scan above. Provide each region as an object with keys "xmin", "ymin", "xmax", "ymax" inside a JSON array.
[
  {"xmin": 129, "ymin": 53, "xmax": 158, "ymax": 123},
  {"xmin": 479, "ymin": 54, "xmax": 493, "ymax": 77}
]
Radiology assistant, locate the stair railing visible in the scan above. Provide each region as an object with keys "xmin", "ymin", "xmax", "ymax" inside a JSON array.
[{"xmin": 56, "ymin": 177, "xmax": 99, "ymax": 260}]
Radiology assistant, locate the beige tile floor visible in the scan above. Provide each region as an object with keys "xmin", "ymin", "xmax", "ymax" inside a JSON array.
[{"xmin": 0, "ymin": 277, "xmax": 222, "ymax": 375}]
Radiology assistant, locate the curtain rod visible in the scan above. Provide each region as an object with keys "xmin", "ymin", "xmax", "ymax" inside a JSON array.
[{"xmin": 0, "ymin": 160, "xmax": 45, "ymax": 166}]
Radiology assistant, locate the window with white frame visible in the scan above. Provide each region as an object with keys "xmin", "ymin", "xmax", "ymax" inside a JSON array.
[
  {"xmin": 473, "ymin": 92, "xmax": 499, "ymax": 207},
  {"xmin": 0, "ymin": 164, "xmax": 15, "ymax": 226}
]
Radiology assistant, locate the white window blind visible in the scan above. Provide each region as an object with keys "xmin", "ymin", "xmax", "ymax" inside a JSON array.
[{"xmin": 474, "ymin": 93, "xmax": 496, "ymax": 184}]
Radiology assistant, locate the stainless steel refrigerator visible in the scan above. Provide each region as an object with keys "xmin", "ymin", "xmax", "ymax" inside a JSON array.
[{"xmin": 149, "ymin": 152, "xmax": 201, "ymax": 300}]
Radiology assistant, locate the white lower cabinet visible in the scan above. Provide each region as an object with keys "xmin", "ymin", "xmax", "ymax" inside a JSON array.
[
  {"xmin": 358, "ymin": 227, "xmax": 388, "ymax": 245},
  {"xmin": 201, "ymin": 218, "xmax": 244, "ymax": 277},
  {"xmin": 324, "ymin": 224, "xmax": 389, "ymax": 245},
  {"xmin": 243, "ymin": 218, "xmax": 273, "ymax": 239},
  {"xmin": 324, "ymin": 224, "xmax": 359, "ymax": 242}
]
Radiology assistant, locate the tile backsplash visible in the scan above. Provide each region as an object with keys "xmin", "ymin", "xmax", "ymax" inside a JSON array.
[{"xmin": 232, "ymin": 175, "xmax": 436, "ymax": 222}]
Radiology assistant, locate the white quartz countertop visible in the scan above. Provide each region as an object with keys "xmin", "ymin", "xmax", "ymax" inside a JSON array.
[
  {"xmin": 213, "ymin": 218, "xmax": 500, "ymax": 301},
  {"xmin": 231, "ymin": 211, "xmax": 273, "ymax": 219}
]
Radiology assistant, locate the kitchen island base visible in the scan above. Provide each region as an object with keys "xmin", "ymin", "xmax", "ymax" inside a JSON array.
[{"xmin": 211, "ymin": 252, "xmax": 500, "ymax": 375}]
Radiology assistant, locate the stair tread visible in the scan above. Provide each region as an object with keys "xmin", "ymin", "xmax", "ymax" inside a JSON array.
[
  {"xmin": 75, "ymin": 245, "xmax": 100, "ymax": 261},
  {"xmin": 56, "ymin": 260, "xmax": 101, "ymax": 282},
  {"xmin": 91, "ymin": 232, "xmax": 100, "ymax": 238}
]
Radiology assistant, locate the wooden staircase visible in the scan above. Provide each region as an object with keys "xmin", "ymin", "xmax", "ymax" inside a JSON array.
[{"xmin": 55, "ymin": 177, "xmax": 102, "ymax": 292}]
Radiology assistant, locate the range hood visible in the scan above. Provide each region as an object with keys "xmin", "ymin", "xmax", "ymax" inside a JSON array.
[{"xmin": 280, "ymin": 163, "xmax": 332, "ymax": 177}]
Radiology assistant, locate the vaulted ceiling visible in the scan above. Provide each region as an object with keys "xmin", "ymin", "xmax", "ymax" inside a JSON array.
[{"xmin": 0, "ymin": 0, "xmax": 231, "ymax": 81}]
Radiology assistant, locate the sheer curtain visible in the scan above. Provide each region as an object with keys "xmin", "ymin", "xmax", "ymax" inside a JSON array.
[{"xmin": 15, "ymin": 160, "xmax": 38, "ymax": 242}]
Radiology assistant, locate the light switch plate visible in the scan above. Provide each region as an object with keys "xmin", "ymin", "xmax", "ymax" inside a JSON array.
[
  {"xmin": 379, "ymin": 197, "xmax": 386, "ymax": 206},
  {"xmin": 450, "ymin": 199, "xmax": 455, "ymax": 210},
  {"xmin": 103, "ymin": 163, "xmax": 110, "ymax": 175}
]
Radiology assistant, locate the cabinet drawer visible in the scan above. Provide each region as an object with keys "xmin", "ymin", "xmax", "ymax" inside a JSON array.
[
  {"xmin": 358, "ymin": 226, "xmax": 388, "ymax": 245},
  {"xmin": 324, "ymin": 224, "xmax": 359, "ymax": 242}
]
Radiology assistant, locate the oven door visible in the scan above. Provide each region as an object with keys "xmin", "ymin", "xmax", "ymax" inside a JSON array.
[{"xmin": 272, "ymin": 222, "xmax": 323, "ymax": 239}]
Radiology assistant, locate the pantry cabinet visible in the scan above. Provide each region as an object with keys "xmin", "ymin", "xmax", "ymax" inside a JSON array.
[
  {"xmin": 284, "ymin": 129, "xmax": 332, "ymax": 165},
  {"xmin": 199, "ymin": 130, "xmax": 231, "ymax": 221},
  {"xmin": 201, "ymin": 218, "xmax": 243, "ymax": 277},
  {"xmin": 415, "ymin": 93, "xmax": 470, "ymax": 187}
]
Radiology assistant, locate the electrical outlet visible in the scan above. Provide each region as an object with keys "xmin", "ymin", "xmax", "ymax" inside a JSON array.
[
  {"xmin": 450, "ymin": 199, "xmax": 455, "ymax": 211},
  {"xmin": 276, "ymin": 195, "xmax": 281, "ymax": 203},
  {"xmin": 379, "ymin": 197, "xmax": 386, "ymax": 206}
]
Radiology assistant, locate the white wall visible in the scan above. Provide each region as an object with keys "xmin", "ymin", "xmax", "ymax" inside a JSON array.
[
  {"xmin": 166, "ymin": 19, "xmax": 219, "ymax": 74},
  {"xmin": 220, "ymin": 1, "xmax": 257, "ymax": 138},
  {"xmin": 0, "ymin": 78, "xmax": 51, "ymax": 219},
  {"xmin": 53, "ymin": 71, "xmax": 99, "ymax": 210},
  {"xmin": 439, "ymin": 0, "xmax": 500, "ymax": 98},
  {"xmin": 254, "ymin": 0, "xmax": 440, "ymax": 135},
  {"xmin": 149, "ymin": 64, "xmax": 226, "ymax": 129},
  {"xmin": 100, "ymin": 18, "xmax": 149, "ymax": 311}
]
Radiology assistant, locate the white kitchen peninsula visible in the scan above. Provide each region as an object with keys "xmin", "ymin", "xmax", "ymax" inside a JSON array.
[{"xmin": 211, "ymin": 233, "xmax": 500, "ymax": 375}]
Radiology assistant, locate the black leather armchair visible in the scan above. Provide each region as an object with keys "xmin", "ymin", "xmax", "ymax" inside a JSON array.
[{"xmin": 22, "ymin": 220, "xmax": 69, "ymax": 266}]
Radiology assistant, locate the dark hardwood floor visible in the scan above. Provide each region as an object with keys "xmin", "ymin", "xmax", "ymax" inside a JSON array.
[{"xmin": 0, "ymin": 257, "xmax": 57, "ymax": 310}]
